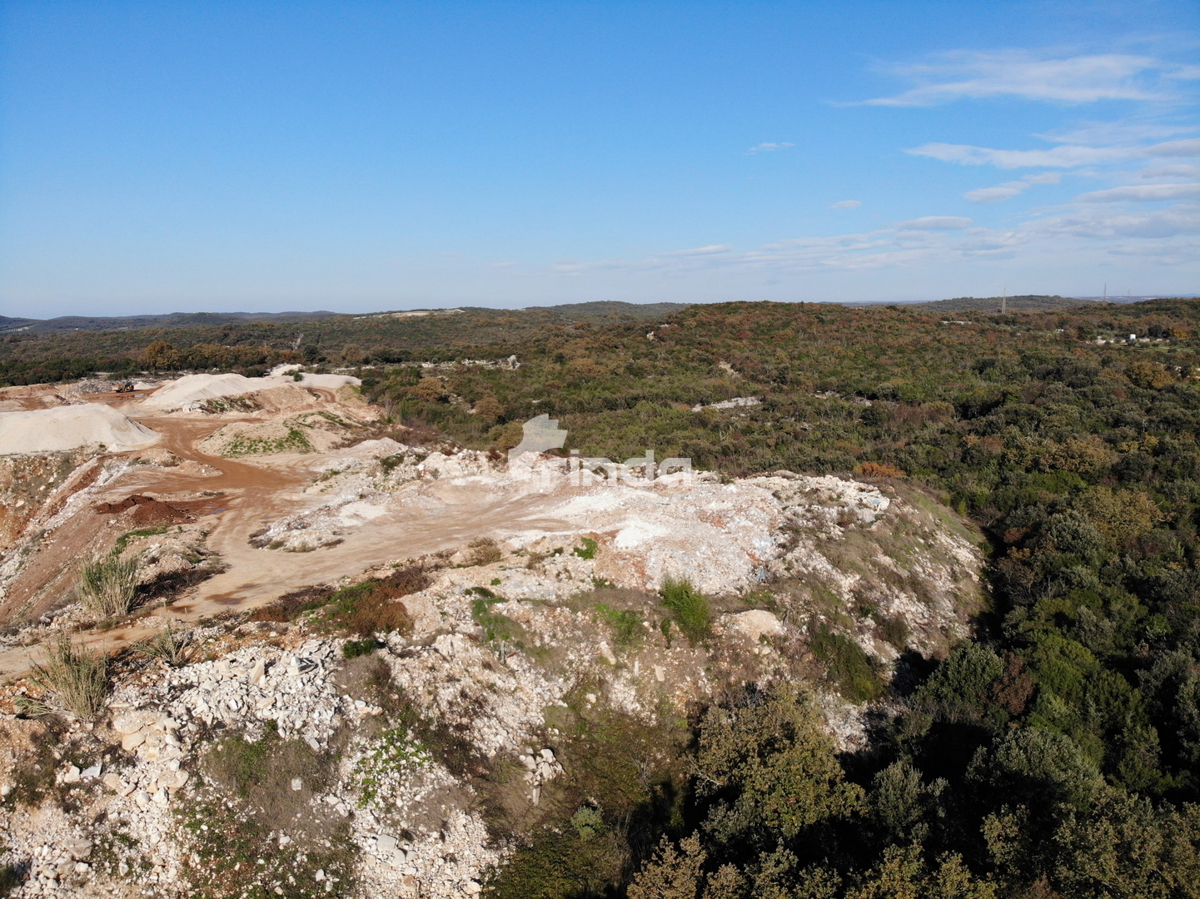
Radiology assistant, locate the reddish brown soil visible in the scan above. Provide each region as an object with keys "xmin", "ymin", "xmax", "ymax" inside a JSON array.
[{"xmin": 94, "ymin": 494, "xmax": 195, "ymax": 527}]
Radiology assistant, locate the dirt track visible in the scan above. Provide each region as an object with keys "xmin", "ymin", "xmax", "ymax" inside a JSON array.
[
  {"xmin": 0, "ymin": 407, "xmax": 580, "ymax": 677},
  {"xmin": 118, "ymin": 416, "xmax": 573, "ymax": 619}
]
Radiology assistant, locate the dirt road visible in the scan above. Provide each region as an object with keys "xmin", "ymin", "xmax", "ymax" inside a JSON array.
[{"xmin": 115, "ymin": 415, "xmax": 575, "ymax": 618}]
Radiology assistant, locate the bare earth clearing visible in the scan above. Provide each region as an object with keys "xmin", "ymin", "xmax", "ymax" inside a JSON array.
[{"xmin": 0, "ymin": 374, "xmax": 984, "ymax": 899}]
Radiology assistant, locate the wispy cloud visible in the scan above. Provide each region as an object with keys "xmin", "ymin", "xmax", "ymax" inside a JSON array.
[
  {"xmin": 857, "ymin": 50, "xmax": 1188, "ymax": 107},
  {"xmin": 661, "ymin": 244, "xmax": 733, "ymax": 257},
  {"xmin": 830, "ymin": 200, "xmax": 862, "ymax": 209},
  {"xmin": 746, "ymin": 141, "xmax": 794, "ymax": 155},
  {"xmin": 550, "ymin": 198, "xmax": 1200, "ymax": 278},
  {"xmin": 1075, "ymin": 183, "xmax": 1200, "ymax": 203},
  {"xmin": 896, "ymin": 216, "xmax": 973, "ymax": 231},
  {"xmin": 1138, "ymin": 164, "xmax": 1200, "ymax": 180},
  {"xmin": 966, "ymin": 172, "xmax": 1062, "ymax": 203},
  {"xmin": 908, "ymin": 136, "xmax": 1200, "ymax": 170},
  {"xmin": 908, "ymin": 141, "xmax": 1132, "ymax": 168}
]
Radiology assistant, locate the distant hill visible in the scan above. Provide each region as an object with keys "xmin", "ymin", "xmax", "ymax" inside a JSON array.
[
  {"xmin": 520, "ymin": 301, "xmax": 687, "ymax": 319},
  {"xmin": 906, "ymin": 295, "xmax": 1098, "ymax": 313},
  {"xmin": 0, "ymin": 310, "xmax": 340, "ymax": 333},
  {"xmin": 0, "ymin": 301, "xmax": 689, "ymax": 335},
  {"xmin": 0, "ymin": 315, "xmax": 39, "ymax": 331}
]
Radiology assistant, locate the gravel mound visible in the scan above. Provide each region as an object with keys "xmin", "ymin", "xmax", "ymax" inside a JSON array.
[
  {"xmin": 0, "ymin": 404, "xmax": 160, "ymax": 455},
  {"xmin": 138, "ymin": 372, "xmax": 360, "ymax": 411}
]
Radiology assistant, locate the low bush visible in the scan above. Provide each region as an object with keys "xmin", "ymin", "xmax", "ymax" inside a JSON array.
[
  {"xmin": 250, "ymin": 586, "xmax": 330, "ymax": 623},
  {"xmin": 468, "ymin": 537, "xmax": 503, "ymax": 566},
  {"xmin": 0, "ymin": 862, "xmax": 20, "ymax": 896},
  {"xmin": 253, "ymin": 565, "xmax": 429, "ymax": 637},
  {"xmin": 77, "ymin": 554, "xmax": 139, "ymax": 618},
  {"xmin": 659, "ymin": 576, "xmax": 712, "ymax": 643},
  {"xmin": 342, "ymin": 638, "xmax": 379, "ymax": 659},
  {"xmin": 318, "ymin": 569, "xmax": 425, "ymax": 638}
]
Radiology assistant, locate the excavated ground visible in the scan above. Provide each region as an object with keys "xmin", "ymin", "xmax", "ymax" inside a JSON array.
[{"xmin": 0, "ymin": 374, "xmax": 985, "ymax": 899}]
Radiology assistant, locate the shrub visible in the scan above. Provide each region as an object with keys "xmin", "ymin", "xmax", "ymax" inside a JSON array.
[
  {"xmin": 0, "ymin": 862, "xmax": 20, "ymax": 896},
  {"xmin": 250, "ymin": 586, "xmax": 330, "ymax": 623},
  {"xmin": 21, "ymin": 633, "xmax": 109, "ymax": 719},
  {"xmin": 77, "ymin": 554, "xmax": 139, "ymax": 618},
  {"xmin": 342, "ymin": 638, "xmax": 378, "ymax": 659},
  {"xmin": 860, "ymin": 461, "xmax": 906, "ymax": 479},
  {"xmin": 255, "ymin": 566, "xmax": 429, "ymax": 635},
  {"xmin": 659, "ymin": 576, "xmax": 712, "ymax": 643},
  {"xmin": 319, "ymin": 569, "xmax": 424, "ymax": 638},
  {"xmin": 468, "ymin": 537, "xmax": 503, "ymax": 566}
]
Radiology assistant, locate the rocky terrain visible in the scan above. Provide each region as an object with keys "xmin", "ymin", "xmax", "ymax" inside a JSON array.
[{"xmin": 0, "ymin": 374, "xmax": 984, "ymax": 898}]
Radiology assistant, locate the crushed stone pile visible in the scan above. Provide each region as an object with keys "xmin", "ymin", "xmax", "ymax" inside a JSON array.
[
  {"xmin": 0, "ymin": 404, "xmax": 160, "ymax": 456},
  {"xmin": 137, "ymin": 372, "xmax": 360, "ymax": 412}
]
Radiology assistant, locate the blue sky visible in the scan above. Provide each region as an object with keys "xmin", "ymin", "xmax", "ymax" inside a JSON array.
[{"xmin": 1, "ymin": 1, "xmax": 1197, "ymax": 316}]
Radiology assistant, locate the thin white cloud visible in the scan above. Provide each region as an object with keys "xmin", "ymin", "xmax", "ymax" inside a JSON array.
[
  {"xmin": 1028, "ymin": 204, "xmax": 1200, "ymax": 239},
  {"xmin": 661, "ymin": 244, "xmax": 733, "ymax": 257},
  {"xmin": 1138, "ymin": 164, "xmax": 1200, "ymax": 180},
  {"xmin": 966, "ymin": 183, "xmax": 1028, "ymax": 203},
  {"xmin": 965, "ymin": 172, "xmax": 1062, "ymax": 203},
  {"xmin": 550, "ymin": 196, "xmax": 1199, "ymax": 281},
  {"xmin": 830, "ymin": 200, "xmax": 862, "ymax": 209},
  {"xmin": 896, "ymin": 216, "xmax": 974, "ymax": 231},
  {"xmin": 909, "ymin": 137, "xmax": 1200, "ymax": 170},
  {"xmin": 1143, "ymin": 138, "xmax": 1200, "ymax": 157},
  {"xmin": 908, "ymin": 141, "xmax": 1130, "ymax": 169},
  {"xmin": 857, "ymin": 50, "xmax": 1173, "ymax": 107},
  {"xmin": 1075, "ymin": 183, "xmax": 1200, "ymax": 203},
  {"xmin": 746, "ymin": 142, "xmax": 795, "ymax": 155},
  {"xmin": 1035, "ymin": 119, "xmax": 1195, "ymax": 146}
]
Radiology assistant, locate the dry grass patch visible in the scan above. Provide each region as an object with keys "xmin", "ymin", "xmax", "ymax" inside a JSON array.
[
  {"xmin": 17, "ymin": 633, "xmax": 109, "ymax": 720},
  {"xmin": 77, "ymin": 554, "xmax": 139, "ymax": 619}
]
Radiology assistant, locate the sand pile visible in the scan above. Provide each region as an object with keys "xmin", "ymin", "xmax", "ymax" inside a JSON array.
[
  {"xmin": 138, "ymin": 372, "xmax": 360, "ymax": 411},
  {"xmin": 0, "ymin": 404, "xmax": 160, "ymax": 455}
]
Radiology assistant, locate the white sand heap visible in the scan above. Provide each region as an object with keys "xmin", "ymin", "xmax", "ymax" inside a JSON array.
[
  {"xmin": 0, "ymin": 403, "xmax": 160, "ymax": 455},
  {"xmin": 137, "ymin": 372, "xmax": 360, "ymax": 411}
]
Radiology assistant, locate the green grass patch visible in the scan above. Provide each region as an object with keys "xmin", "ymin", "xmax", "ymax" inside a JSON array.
[
  {"xmin": 572, "ymin": 537, "xmax": 599, "ymax": 560},
  {"xmin": 470, "ymin": 592, "xmax": 527, "ymax": 647},
  {"xmin": 222, "ymin": 427, "xmax": 313, "ymax": 457},
  {"xmin": 809, "ymin": 624, "xmax": 885, "ymax": 702},
  {"xmin": 112, "ymin": 526, "xmax": 167, "ymax": 555},
  {"xmin": 659, "ymin": 576, "xmax": 712, "ymax": 643},
  {"xmin": 594, "ymin": 604, "xmax": 644, "ymax": 648},
  {"xmin": 351, "ymin": 724, "xmax": 432, "ymax": 808}
]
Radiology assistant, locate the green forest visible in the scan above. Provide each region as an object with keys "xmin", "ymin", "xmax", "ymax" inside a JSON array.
[{"xmin": 7, "ymin": 296, "xmax": 1200, "ymax": 897}]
